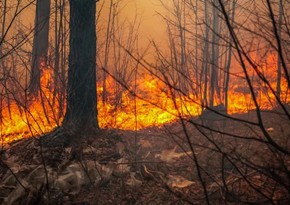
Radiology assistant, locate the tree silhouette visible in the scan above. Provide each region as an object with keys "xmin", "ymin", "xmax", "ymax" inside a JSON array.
[{"xmin": 62, "ymin": 0, "xmax": 98, "ymax": 134}]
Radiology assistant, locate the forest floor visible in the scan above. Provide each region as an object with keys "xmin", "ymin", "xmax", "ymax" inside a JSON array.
[{"xmin": 0, "ymin": 108, "xmax": 290, "ymax": 204}]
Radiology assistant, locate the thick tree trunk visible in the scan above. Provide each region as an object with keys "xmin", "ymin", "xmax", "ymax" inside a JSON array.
[
  {"xmin": 62, "ymin": 0, "xmax": 98, "ymax": 133},
  {"xmin": 29, "ymin": 0, "xmax": 50, "ymax": 96}
]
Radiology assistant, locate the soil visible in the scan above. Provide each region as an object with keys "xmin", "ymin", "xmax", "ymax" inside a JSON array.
[{"xmin": 0, "ymin": 109, "xmax": 290, "ymax": 204}]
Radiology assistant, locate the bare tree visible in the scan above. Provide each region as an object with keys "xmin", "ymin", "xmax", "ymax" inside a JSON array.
[
  {"xmin": 224, "ymin": 0, "xmax": 236, "ymax": 112},
  {"xmin": 53, "ymin": 0, "xmax": 67, "ymax": 119},
  {"xmin": 209, "ymin": 0, "xmax": 221, "ymax": 107},
  {"xmin": 276, "ymin": 0, "xmax": 283, "ymax": 102},
  {"xmin": 62, "ymin": 0, "xmax": 98, "ymax": 133},
  {"xmin": 151, "ymin": 0, "xmax": 290, "ymax": 203},
  {"xmin": 29, "ymin": 0, "xmax": 51, "ymax": 96},
  {"xmin": 101, "ymin": 0, "xmax": 114, "ymax": 104},
  {"xmin": 201, "ymin": 0, "xmax": 210, "ymax": 106}
]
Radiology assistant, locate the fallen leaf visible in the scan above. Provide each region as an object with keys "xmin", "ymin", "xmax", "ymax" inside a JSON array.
[
  {"xmin": 138, "ymin": 139, "xmax": 152, "ymax": 148},
  {"xmin": 55, "ymin": 163, "xmax": 85, "ymax": 194},
  {"xmin": 266, "ymin": 127, "xmax": 274, "ymax": 132},
  {"xmin": 166, "ymin": 174, "xmax": 194, "ymax": 188},
  {"xmin": 155, "ymin": 146, "xmax": 191, "ymax": 163},
  {"xmin": 3, "ymin": 183, "xmax": 26, "ymax": 205},
  {"xmin": 83, "ymin": 146, "xmax": 96, "ymax": 154},
  {"xmin": 98, "ymin": 163, "xmax": 113, "ymax": 181},
  {"xmin": 114, "ymin": 158, "xmax": 130, "ymax": 176},
  {"xmin": 65, "ymin": 147, "xmax": 72, "ymax": 154},
  {"xmin": 4, "ymin": 156, "xmax": 20, "ymax": 173},
  {"xmin": 126, "ymin": 172, "xmax": 142, "ymax": 187},
  {"xmin": 116, "ymin": 142, "xmax": 125, "ymax": 155}
]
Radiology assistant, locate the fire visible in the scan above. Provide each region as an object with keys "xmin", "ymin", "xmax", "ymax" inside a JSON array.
[
  {"xmin": 227, "ymin": 54, "xmax": 290, "ymax": 113},
  {"xmin": 0, "ymin": 67, "xmax": 61, "ymax": 144},
  {"xmin": 0, "ymin": 54, "xmax": 289, "ymax": 144},
  {"xmin": 97, "ymin": 75, "xmax": 201, "ymax": 130}
]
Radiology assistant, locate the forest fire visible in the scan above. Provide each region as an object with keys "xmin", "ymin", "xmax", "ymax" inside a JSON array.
[
  {"xmin": 2, "ymin": 1, "xmax": 290, "ymax": 203},
  {"xmin": 0, "ymin": 54, "xmax": 289, "ymax": 144}
]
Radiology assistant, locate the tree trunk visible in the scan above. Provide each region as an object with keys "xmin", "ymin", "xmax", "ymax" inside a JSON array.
[
  {"xmin": 102, "ymin": 0, "xmax": 114, "ymax": 104},
  {"xmin": 201, "ymin": 0, "xmax": 210, "ymax": 106},
  {"xmin": 276, "ymin": 0, "xmax": 283, "ymax": 102},
  {"xmin": 62, "ymin": 0, "xmax": 98, "ymax": 133},
  {"xmin": 53, "ymin": 0, "xmax": 66, "ymax": 120},
  {"xmin": 210, "ymin": 0, "xmax": 220, "ymax": 107},
  {"xmin": 224, "ymin": 0, "xmax": 236, "ymax": 112},
  {"xmin": 29, "ymin": 0, "xmax": 50, "ymax": 96}
]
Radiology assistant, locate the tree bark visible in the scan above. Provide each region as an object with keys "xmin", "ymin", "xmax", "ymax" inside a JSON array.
[
  {"xmin": 29, "ymin": 0, "xmax": 50, "ymax": 96},
  {"xmin": 62, "ymin": 0, "xmax": 98, "ymax": 133}
]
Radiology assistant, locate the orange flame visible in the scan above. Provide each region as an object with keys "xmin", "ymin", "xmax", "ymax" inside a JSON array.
[
  {"xmin": 0, "ymin": 54, "xmax": 289, "ymax": 144},
  {"xmin": 0, "ymin": 67, "xmax": 61, "ymax": 144}
]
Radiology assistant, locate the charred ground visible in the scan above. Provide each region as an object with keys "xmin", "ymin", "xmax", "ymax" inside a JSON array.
[{"xmin": 0, "ymin": 109, "xmax": 290, "ymax": 204}]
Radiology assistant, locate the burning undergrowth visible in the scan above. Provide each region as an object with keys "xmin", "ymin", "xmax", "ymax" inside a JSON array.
[
  {"xmin": 0, "ymin": 110, "xmax": 289, "ymax": 204},
  {"xmin": 0, "ymin": 53, "xmax": 289, "ymax": 203},
  {"xmin": 0, "ymin": 53, "xmax": 289, "ymax": 145}
]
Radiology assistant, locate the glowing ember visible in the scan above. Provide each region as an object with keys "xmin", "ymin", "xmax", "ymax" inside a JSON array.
[{"xmin": 0, "ymin": 54, "xmax": 289, "ymax": 144}]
